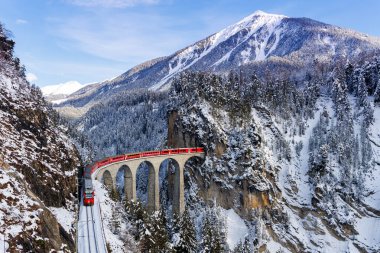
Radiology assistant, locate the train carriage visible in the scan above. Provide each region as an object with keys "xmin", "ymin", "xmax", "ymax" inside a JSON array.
[
  {"xmin": 83, "ymin": 178, "xmax": 94, "ymax": 206},
  {"xmin": 83, "ymin": 165, "xmax": 95, "ymax": 206}
]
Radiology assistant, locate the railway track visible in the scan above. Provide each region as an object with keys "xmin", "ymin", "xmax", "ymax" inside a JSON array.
[
  {"xmin": 90, "ymin": 206, "xmax": 100, "ymax": 252},
  {"xmin": 85, "ymin": 206, "xmax": 99, "ymax": 253}
]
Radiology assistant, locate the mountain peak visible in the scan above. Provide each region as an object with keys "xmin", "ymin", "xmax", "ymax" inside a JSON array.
[
  {"xmin": 231, "ymin": 10, "xmax": 286, "ymax": 35},
  {"xmin": 59, "ymin": 11, "xmax": 380, "ymax": 104},
  {"xmin": 252, "ymin": 10, "xmax": 268, "ymax": 15},
  {"xmin": 251, "ymin": 10, "xmax": 285, "ymax": 17},
  {"xmin": 239, "ymin": 10, "xmax": 287, "ymax": 23}
]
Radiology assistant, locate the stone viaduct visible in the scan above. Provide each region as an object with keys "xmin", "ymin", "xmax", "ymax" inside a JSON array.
[{"xmin": 92, "ymin": 148, "xmax": 204, "ymax": 213}]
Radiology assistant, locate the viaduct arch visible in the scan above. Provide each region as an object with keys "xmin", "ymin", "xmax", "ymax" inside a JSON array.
[{"xmin": 92, "ymin": 149, "xmax": 204, "ymax": 213}]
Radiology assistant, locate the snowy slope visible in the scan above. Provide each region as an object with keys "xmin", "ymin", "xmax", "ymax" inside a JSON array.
[
  {"xmin": 0, "ymin": 24, "xmax": 81, "ymax": 251},
  {"xmin": 365, "ymin": 106, "xmax": 380, "ymax": 211},
  {"xmin": 161, "ymin": 71, "xmax": 380, "ymax": 252},
  {"xmin": 91, "ymin": 181, "xmax": 126, "ymax": 252},
  {"xmin": 149, "ymin": 11, "xmax": 286, "ymax": 90},
  {"xmin": 0, "ymin": 70, "xmax": 80, "ymax": 251},
  {"xmin": 252, "ymin": 97, "xmax": 380, "ymax": 252}
]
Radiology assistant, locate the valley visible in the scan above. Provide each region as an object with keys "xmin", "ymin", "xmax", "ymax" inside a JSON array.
[{"xmin": 0, "ymin": 6, "xmax": 380, "ymax": 253}]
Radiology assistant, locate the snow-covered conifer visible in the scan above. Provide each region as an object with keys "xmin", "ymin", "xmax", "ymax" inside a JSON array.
[{"xmin": 173, "ymin": 208, "xmax": 197, "ymax": 252}]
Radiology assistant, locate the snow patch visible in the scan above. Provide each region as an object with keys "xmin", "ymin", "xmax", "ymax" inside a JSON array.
[
  {"xmin": 223, "ymin": 209, "xmax": 248, "ymax": 249},
  {"xmin": 49, "ymin": 207, "xmax": 75, "ymax": 233},
  {"xmin": 355, "ymin": 216, "xmax": 380, "ymax": 249}
]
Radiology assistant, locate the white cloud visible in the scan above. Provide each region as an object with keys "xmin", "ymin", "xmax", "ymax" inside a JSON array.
[
  {"xmin": 26, "ymin": 73, "xmax": 38, "ymax": 82},
  {"xmin": 16, "ymin": 19, "xmax": 28, "ymax": 25},
  {"xmin": 66, "ymin": 0, "xmax": 159, "ymax": 8}
]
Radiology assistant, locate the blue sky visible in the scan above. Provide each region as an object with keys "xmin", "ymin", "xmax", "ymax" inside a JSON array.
[{"xmin": 1, "ymin": 0, "xmax": 380, "ymax": 87}]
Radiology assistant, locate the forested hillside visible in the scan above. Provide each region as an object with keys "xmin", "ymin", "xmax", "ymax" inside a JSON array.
[
  {"xmin": 72, "ymin": 55, "xmax": 380, "ymax": 252},
  {"xmin": 73, "ymin": 89, "xmax": 168, "ymax": 160},
  {"xmin": 163, "ymin": 59, "xmax": 380, "ymax": 252}
]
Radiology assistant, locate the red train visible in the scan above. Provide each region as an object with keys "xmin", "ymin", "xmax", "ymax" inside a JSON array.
[
  {"xmin": 93, "ymin": 147, "xmax": 204, "ymax": 171},
  {"xmin": 82, "ymin": 147, "xmax": 204, "ymax": 205},
  {"xmin": 83, "ymin": 165, "xmax": 95, "ymax": 206},
  {"xmin": 83, "ymin": 178, "xmax": 95, "ymax": 206}
]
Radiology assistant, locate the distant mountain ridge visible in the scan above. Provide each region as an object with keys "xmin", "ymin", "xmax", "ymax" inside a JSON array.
[
  {"xmin": 42, "ymin": 80, "xmax": 85, "ymax": 96},
  {"xmin": 58, "ymin": 10, "xmax": 380, "ymax": 109},
  {"xmin": 42, "ymin": 80, "xmax": 87, "ymax": 104}
]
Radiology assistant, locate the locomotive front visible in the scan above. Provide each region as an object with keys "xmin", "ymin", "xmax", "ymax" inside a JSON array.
[{"xmin": 83, "ymin": 165, "xmax": 95, "ymax": 206}]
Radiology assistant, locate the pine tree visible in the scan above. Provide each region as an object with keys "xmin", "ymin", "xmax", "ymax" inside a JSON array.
[
  {"xmin": 201, "ymin": 213, "xmax": 215, "ymax": 253},
  {"xmin": 362, "ymin": 100, "xmax": 374, "ymax": 128},
  {"xmin": 201, "ymin": 207, "xmax": 227, "ymax": 253},
  {"xmin": 125, "ymin": 200, "xmax": 148, "ymax": 240},
  {"xmin": 140, "ymin": 210, "xmax": 170, "ymax": 252},
  {"xmin": 357, "ymin": 71, "xmax": 369, "ymax": 107},
  {"xmin": 233, "ymin": 240, "xmax": 243, "ymax": 253},
  {"xmin": 173, "ymin": 208, "xmax": 197, "ymax": 252},
  {"xmin": 345, "ymin": 62, "xmax": 355, "ymax": 93},
  {"xmin": 110, "ymin": 207, "xmax": 121, "ymax": 234},
  {"xmin": 233, "ymin": 237, "xmax": 251, "ymax": 253},
  {"xmin": 241, "ymin": 237, "xmax": 251, "ymax": 252}
]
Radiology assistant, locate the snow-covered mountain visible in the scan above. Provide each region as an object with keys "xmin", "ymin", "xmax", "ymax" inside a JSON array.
[
  {"xmin": 42, "ymin": 80, "xmax": 86, "ymax": 104},
  {"xmin": 24, "ymin": 9, "xmax": 380, "ymax": 253},
  {"xmin": 42, "ymin": 80, "xmax": 85, "ymax": 96},
  {"xmin": 58, "ymin": 10, "xmax": 380, "ymax": 109}
]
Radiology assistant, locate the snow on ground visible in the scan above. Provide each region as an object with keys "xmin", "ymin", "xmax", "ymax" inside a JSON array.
[
  {"xmin": 254, "ymin": 97, "xmax": 333, "ymax": 208},
  {"xmin": 92, "ymin": 180, "xmax": 125, "ymax": 252},
  {"xmin": 277, "ymin": 98, "xmax": 333, "ymax": 207},
  {"xmin": 0, "ymin": 168, "xmax": 42, "ymax": 251},
  {"xmin": 222, "ymin": 208, "xmax": 248, "ymax": 249},
  {"xmin": 266, "ymin": 240, "xmax": 291, "ymax": 253},
  {"xmin": 364, "ymin": 106, "xmax": 380, "ymax": 210},
  {"xmin": 49, "ymin": 207, "xmax": 75, "ymax": 234},
  {"xmin": 0, "ymin": 233, "xmax": 9, "ymax": 252},
  {"xmin": 277, "ymin": 205, "xmax": 361, "ymax": 253},
  {"xmin": 92, "ymin": 175, "xmax": 248, "ymax": 252},
  {"xmin": 150, "ymin": 11, "xmax": 286, "ymax": 90},
  {"xmin": 355, "ymin": 216, "xmax": 380, "ymax": 250}
]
